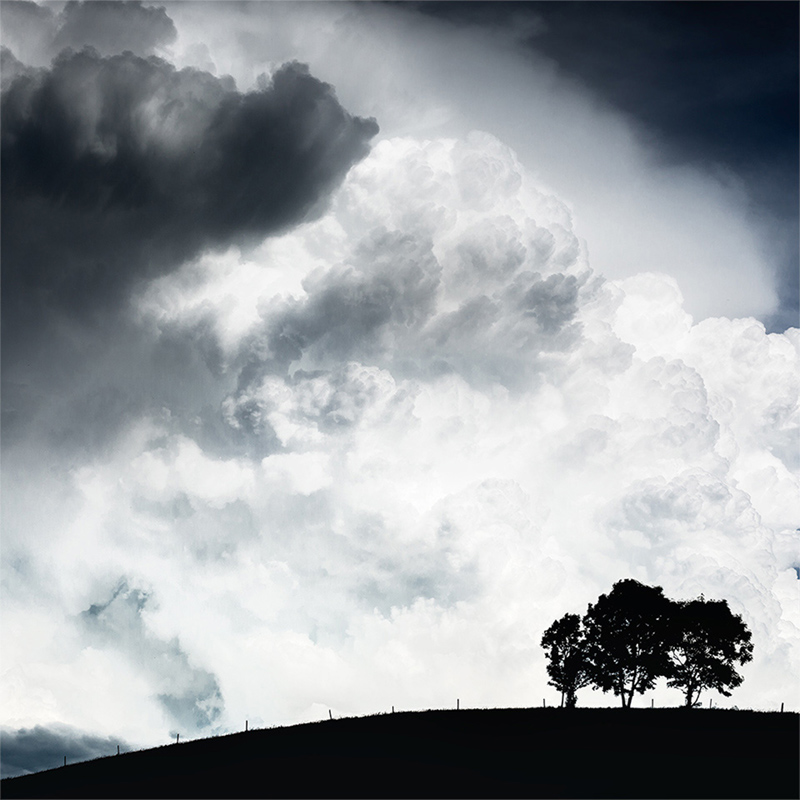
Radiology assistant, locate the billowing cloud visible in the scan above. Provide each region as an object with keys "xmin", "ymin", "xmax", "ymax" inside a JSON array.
[
  {"xmin": 4, "ymin": 126, "xmax": 797, "ymax": 774},
  {"xmin": 2, "ymin": 2, "xmax": 798, "ymax": 781},
  {"xmin": 226, "ymin": 135, "xmax": 592, "ymax": 388}
]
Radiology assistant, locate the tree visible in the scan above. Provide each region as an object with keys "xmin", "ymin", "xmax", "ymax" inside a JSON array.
[
  {"xmin": 541, "ymin": 613, "xmax": 592, "ymax": 707},
  {"xmin": 666, "ymin": 596, "xmax": 753, "ymax": 707},
  {"xmin": 583, "ymin": 579, "xmax": 673, "ymax": 708}
]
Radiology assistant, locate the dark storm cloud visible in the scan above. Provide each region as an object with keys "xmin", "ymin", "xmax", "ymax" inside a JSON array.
[
  {"xmin": 1, "ymin": 48, "xmax": 378, "ymax": 334},
  {"xmin": 0, "ymin": 724, "xmax": 130, "ymax": 779},
  {"xmin": 411, "ymin": 1, "xmax": 799, "ymax": 332},
  {"xmin": 81, "ymin": 581, "xmax": 224, "ymax": 732}
]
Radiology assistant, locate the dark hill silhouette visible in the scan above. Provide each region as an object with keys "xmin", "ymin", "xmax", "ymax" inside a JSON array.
[{"xmin": 2, "ymin": 707, "xmax": 797, "ymax": 799}]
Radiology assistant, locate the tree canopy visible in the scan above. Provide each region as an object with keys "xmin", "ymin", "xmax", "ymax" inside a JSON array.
[
  {"xmin": 540, "ymin": 612, "xmax": 592, "ymax": 708},
  {"xmin": 665, "ymin": 595, "xmax": 754, "ymax": 707},
  {"xmin": 582, "ymin": 579, "xmax": 674, "ymax": 708}
]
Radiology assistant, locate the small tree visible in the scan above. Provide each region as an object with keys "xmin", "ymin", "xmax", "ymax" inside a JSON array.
[
  {"xmin": 666, "ymin": 596, "xmax": 753, "ymax": 707},
  {"xmin": 541, "ymin": 613, "xmax": 591, "ymax": 707},
  {"xmin": 583, "ymin": 579, "xmax": 673, "ymax": 708}
]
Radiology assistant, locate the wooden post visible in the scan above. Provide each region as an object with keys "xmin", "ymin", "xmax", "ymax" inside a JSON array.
[
  {"xmin": 329, "ymin": 710, "xmax": 332, "ymax": 720},
  {"xmin": 392, "ymin": 706, "xmax": 394, "ymax": 713},
  {"xmin": 176, "ymin": 733, "xmax": 180, "ymax": 744},
  {"xmin": 708, "ymin": 699, "xmax": 712, "ymax": 709},
  {"xmin": 781, "ymin": 702, "xmax": 784, "ymax": 713},
  {"xmin": 245, "ymin": 720, "xmax": 248, "ymax": 732},
  {"xmin": 457, "ymin": 698, "xmax": 459, "ymax": 710},
  {"xmin": 651, "ymin": 699, "xmax": 654, "ymax": 709},
  {"xmin": 542, "ymin": 698, "xmax": 545, "ymax": 708},
  {"xmin": 117, "ymin": 745, "xmax": 120, "ymax": 755}
]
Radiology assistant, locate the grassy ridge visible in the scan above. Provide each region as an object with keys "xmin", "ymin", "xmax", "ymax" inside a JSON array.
[{"xmin": 2, "ymin": 707, "xmax": 797, "ymax": 798}]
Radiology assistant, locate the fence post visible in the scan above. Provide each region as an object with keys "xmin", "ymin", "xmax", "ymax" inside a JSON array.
[
  {"xmin": 651, "ymin": 699, "xmax": 654, "ymax": 709},
  {"xmin": 392, "ymin": 706, "xmax": 394, "ymax": 713},
  {"xmin": 329, "ymin": 710, "xmax": 332, "ymax": 720},
  {"xmin": 542, "ymin": 698, "xmax": 545, "ymax": 708},
  {"xmin": 176, "ymin": 733, "xmax": 180, "ymax": 744},
  {"xmin": 117, "ymin": 745, "xmax": 120, "ymax": 755},
  {"xmin": 781, "ymin": 702, "xmax": 784, "ymax": 713},
  {"xmin": 457, "ymin": 698, "xmax": 459, "ymax": 710},
  {"xmin": 245, "ymin": 720, "xmax": 248, "ymax": 732}
]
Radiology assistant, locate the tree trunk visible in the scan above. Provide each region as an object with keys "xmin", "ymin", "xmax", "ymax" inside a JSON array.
[{"xmin": 684, "ymin": 683, "xmax": 699, "ymax": 708}]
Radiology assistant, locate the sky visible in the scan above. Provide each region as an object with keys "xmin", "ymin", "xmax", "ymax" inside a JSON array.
[{"xmin": 1, "ymin": 0, "xmax": 798, "ymax": 779}]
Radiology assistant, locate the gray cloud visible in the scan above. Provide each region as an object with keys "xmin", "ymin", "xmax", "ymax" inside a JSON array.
[
  {"xmin": 226, "ymin": 364, "xmax": 402, "ymax": 443},
  {"xmin": 0, "ymin": 312, "xmax": 234, "ymax": 462},
  {"xmin": 0, "ymin": 2, "xmax": 59, "ymax": 66},
  {"xmin": 80, "ymin": 580, "xmax": 224, "ymax": 734},
  {"xmin": 265, "ymin": 229, "xmax": 442, "ymax": 369},
  {"xmin": 0, "ymin": 1, "xmax": 175, "ymax": 65},
  {"xmin": 356, "ymin": 551, "xmax": 479, "ymax": 619},
  {"xmin": 513, "ymin": 272, "xmax": 580, "ymax": 334},
  {"xmin": 132, "ymin": 494, "xmax": 259, "ymax": 563},
  {"xmin": 0, "ymin": 724, "xmax": 129, "ymax": 779},
  {"xmin": 53, "ymin": 1, "xmax": 177, "ymax": 57},
  {"xmin": 0, "ymin": 46, "xmax": 32, "ymax": 91},
  {"xmin": 231, "ymin": 234, "xmax": 587, "ymax": 410},
  {"xmin": 414, "ymin": 268, "xmax": 585, "ymax": 389}
]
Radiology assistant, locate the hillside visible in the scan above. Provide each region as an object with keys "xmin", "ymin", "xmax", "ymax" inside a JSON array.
[{"xmin": 2, "ymin": 707, "xmax": 797, "ymax": 798}]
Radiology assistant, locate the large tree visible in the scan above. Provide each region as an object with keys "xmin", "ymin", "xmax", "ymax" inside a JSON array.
[
  {"xmin": 583, "ymin": 579, "xmax": 673, "ymax": 708},
  {"xmin": 541, "ymin": 613, "xmax": 592, "ymax": 707},
  {"xmin": 666, "ymin": 596, "xmax": 753, "ymax": 707}
]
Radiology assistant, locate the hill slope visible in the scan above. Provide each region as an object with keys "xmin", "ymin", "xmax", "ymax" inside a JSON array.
[{"xmin": 2, "ymin": 708, "xmax": 797, "ymax": 798}]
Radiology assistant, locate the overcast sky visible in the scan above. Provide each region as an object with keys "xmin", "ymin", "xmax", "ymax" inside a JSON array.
[{"xmin": 2, "ymin": 0, "xmax": 798, "ymax": 779}]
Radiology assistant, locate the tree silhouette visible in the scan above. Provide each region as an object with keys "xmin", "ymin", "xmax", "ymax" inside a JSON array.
[
  {"xmin": 583, "ymin": 579, "xmax": 673, "ymax": 708},
  {"xmin": 541, "ymin": 580, "xmax": 755, "ymax": 710},
  {"xmin": 666, "ymin": 595, "xmax": 753, "ymax": 707},
  {"xmin": 541, "ymin": 613, "xmax": 591, "ymax": 707}
]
